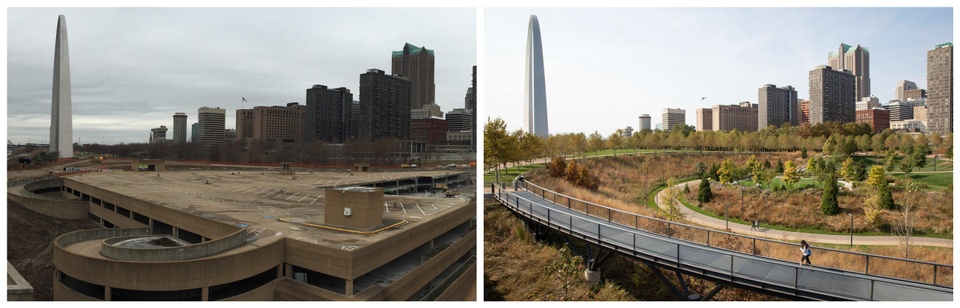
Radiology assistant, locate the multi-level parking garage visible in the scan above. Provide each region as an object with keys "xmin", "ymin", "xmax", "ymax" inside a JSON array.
[{"xmin": 9, "ymin": 168, "xmax": 475, "ymax": 301}]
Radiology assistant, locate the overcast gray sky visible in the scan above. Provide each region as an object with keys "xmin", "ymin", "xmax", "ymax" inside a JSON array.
[{"xmin": 6, "ymin": 7, "xmax": 476, "ymax": 145}]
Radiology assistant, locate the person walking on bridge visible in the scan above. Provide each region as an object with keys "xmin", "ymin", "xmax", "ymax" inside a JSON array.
[{"xmin": 800, "ymin": 240, "xmax": 812, "ymax": 266}]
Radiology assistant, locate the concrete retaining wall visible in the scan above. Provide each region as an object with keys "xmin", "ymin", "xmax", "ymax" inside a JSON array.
[
  {"xmin": 7, "ymin": 179, "xmax": 89, "ymax": 220},
  {"xmin": 100, "ymin": 228, "xmax": 247, "ymax": 261}
]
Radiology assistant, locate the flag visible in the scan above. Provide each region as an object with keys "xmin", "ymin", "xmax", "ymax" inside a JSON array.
[{"xmin": 242, "ymin": 97, "xmax": 247, "ymax": 102}]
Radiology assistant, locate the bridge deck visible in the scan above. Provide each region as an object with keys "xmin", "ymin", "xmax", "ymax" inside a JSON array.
[{"xmin": 494, "ymin": 187, "xmax": 952, "ymax": 301}]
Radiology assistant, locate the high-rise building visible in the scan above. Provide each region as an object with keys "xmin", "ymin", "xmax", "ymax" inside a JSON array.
[
  {"xmin": 885, "ymin": 100, "xmax": 923, "ymax": 121},
  {"xmin": 306, "ymin": 84, "xmax": 354, "ymax": 143},
  {"xmin": 50, "ymin": 15, "xmax": 73, "ymax": 158},
  {"xmin": 238, "ymin": 103, "xmax": 306, "ymax": 146},
  {"xmin": 470, "ymin": 65, "xmax": 477, "ymax": 150},
  {"xmin": 524, "ymin": 15, "xmax": 549, "ymax": 137},
  {"xmin": 224, "ymin": 129, "xmax": 236, "ymax": 141},
  {"xmin": 903, "ymin": 88, "xmax": 926, "ymax": 100},
  {"xmin": 149, "ymin": 126, "xmax": 167, "ymax": 143},
  {"xmin": 235, "ymin": 109, "xmax": 254, "ymax": 141},
  {"xmin": 712, "ymin": 102, "xmax": 758, "ymax": 132},
  {"xmin": 410, "ymin": 117, "xmax": 448, "ymax": 145},
  {"xmin": 662, "ymin": 108, "xmax": 685, "ymax": 130},
  {"xmin": 809, "ymin": 65, "xmax": 857, "ymax": 124},
  {"xmin": 638, "ymin": 114, "xmax": 651, "ymax": 130},
  {"xmin": 799, "ymin": 99, "xmax": 811, "ymax": 124},
  {"xmin": 914, "ymin": 105, "xmax": 929, "ymax": 130},
  {"xmin": 173, "ymin": 112, "xmax": 188, "ymax": 144},
  {"xmin": 391, "ymin": 43, "xmax": 434, "ymax": 110},
  {"xmin": 855, "ymin": 96, "xmax": 881, "ymax": 111},
  {"xmin": 623, "ymin": 126, "xmax": 633, "ymax": 137},
  {"xmin": 465, "ymin": 65, "xmax": 476, "ymax": 112},
  {"xmin": 197, "ymin": 107, "xmax": 226, "ymax": 145},
  {"xmin": 696, "ymin": 108, "xmax": 713, "ymax": 131},
  {"xmin": 359, "ymin": 69, "xmax": 411, "ymax": 141},
  {"xmin": 895, "ymin": 80, "xmax": 918, "ymax": 101},
  {"xmin": 411, "ymin": 103, "xmax": 443, "ymax": 119},
  {"xmin": 927, "ymin": 42, "xmax": 953, "ymax": 134},
  {"xmin": 758, "ymin": 84, "xmax": 798, "ymax": 129},
  {"xmin": 446, "ymin": 108, "xmax": 472, "ymax": 132},
  {"xmin": 891, "ymin": 120, "xmax": 926, "ymax": 132},
  {"xmin": 856, "ymin": 108, "xmax": 890, "ymax": 133},
  {"xmin": 828, "ymin": 43, "xmax": 870, "ymax": 100},
  {"xmin": 191, "ymin": 123, "xmax": 198, "ymax": 143},
  {"xmin": 350, "ymin": 100, "xmax": 360, "ymax": 141}
]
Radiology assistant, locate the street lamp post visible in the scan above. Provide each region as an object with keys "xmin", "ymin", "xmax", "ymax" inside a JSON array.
[
  {"xmin": 725, "ymin": 203, "xmax": 729, "ymax": 230},
  {"xmin": 849, "ymin": 213, "xmax": 854, "ymax": 247},
  {"xmin": 740, "ymin": 187, "xmax": 745, "ymax": 213}
]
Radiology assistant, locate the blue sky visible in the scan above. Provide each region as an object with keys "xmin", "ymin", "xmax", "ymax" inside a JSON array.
[{"xmin": 484, "ymin": 7, "xmax": 953, "ymax": 134}]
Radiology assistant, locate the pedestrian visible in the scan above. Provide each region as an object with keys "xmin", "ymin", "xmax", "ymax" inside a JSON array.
[
  {"xmin": 512, "ymin": 177, "xmax": 519, "ymax": 190},
  {"xmin": 799, "ymin": 240, "xmax": 812, "ymax": 266},
  {"xmin": 517, "ymin": 174, "xmax": 525, "ymax": 190},
  {"xmin": 751, "ymin": 219, "xmax": 759, "ymax": 231}
]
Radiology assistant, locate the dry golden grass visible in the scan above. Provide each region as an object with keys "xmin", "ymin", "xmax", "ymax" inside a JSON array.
[
  {"xmin": 522, "ymin": 152, "xmax": 953, "ymax": 287},
  {"xmin": 686, "ymin": 182, "xmax": 953, "ymax": 236}
]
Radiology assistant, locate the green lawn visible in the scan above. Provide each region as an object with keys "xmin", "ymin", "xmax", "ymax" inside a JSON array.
[
  {"xmin": 852, "ymin": 155, "xmax": 953, "ymax": 172},
  {"xmin": 737, "ymin": 177, "xmax": 820, "ymax": 190},
  {"xmin": 900, "ymin": 172, "xmax": 953, "ymax": 191},
  {"xmin": 483, "ymin": 163, "xmax": 544, "ymax": 185}
]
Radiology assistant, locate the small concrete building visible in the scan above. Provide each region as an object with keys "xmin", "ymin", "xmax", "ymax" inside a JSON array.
[{"xmin": 324, "ymin": 187, "xmax": 385, "ymax": 230}]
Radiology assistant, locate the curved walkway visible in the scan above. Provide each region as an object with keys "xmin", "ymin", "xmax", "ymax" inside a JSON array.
[{"xmin": 656, "ymin": 179, "xmax": 953, "ymax": 248}]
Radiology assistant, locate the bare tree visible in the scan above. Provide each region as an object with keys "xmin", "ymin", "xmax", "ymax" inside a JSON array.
[{"xmin": 893, "ymin": 182, "xmax": 921, "ymax": 258}]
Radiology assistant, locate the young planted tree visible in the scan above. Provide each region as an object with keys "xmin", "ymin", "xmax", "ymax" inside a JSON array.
[
  {"xmin": 899, "ymin": 155, "xmax": 915, "ymax": 179},
  {"xmin": 697, "ymin": 177, "xmax": 713, "ymax": 204},
  {"xmin": 694, "ymin": 161, "xmax": 707, "ymax": 178},
  {"xmin": 661, "ymin": 178, "xmax": 687, "ymax": 222},
  {"xmin": 820, "ymin": 162, "xmax": 840, "ymax": 215},
  {"xmin": 783, "ymin": 161, "xmax": 800, "ymax": 190},
  {"xmin": 840, "ymin": 157, "xmax": 856, "ymax": 181},
  {"xmin": 893, "ymin": 182, "xmax": 922, "ymax": 259},
  {"xmin": 718, "ymin": 158, "xmax": 736, "ymax": 184}
]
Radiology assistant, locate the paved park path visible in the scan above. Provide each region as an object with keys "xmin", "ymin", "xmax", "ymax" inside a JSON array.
[{"xmin": 657, "ymin": 179, "xmax": 953, "ymax": 248}]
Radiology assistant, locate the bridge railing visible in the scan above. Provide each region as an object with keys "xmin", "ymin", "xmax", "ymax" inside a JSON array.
[
  {"xmin": 492, "ymin": 183, "xmax": 952, "ymax": 301},
  {"xmin": 499, "ymin": 181, "xmax": 952, "ymax": 288}
]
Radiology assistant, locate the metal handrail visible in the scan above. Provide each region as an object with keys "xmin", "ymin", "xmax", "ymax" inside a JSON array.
[
  {"xmin": 499, "ymin": 180, "xmax": 952, "ymax": 287},
  {"xmin": 492, "ymin": 183, "xmax": 953, "ymax": 300}
]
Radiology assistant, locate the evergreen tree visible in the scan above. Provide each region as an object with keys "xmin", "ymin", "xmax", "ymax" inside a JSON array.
[
  {"xmin": 820, "ymin": 170, "xmax": 840, "ymax": 215},
  {"xmin": 801, "ymin": 147, "xmax": 808, "ymax": 159},
  {"xmin": 697, "ymin": 177, "xmax": 713, "ymax": 204},
  {"xmin": 878, "ymin": 183, "xmax": 895, "ymax": 210},
  {"xmin": 775, "ymin": 158, "xmax": 785, "ymax": 174}
]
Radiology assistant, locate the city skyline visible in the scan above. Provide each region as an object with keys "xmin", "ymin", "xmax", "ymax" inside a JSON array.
[
  {"xmin": 485, "ymin": 7, "xmax": 952, "ymax": 135},
  {"xmin": 6, "ymin": 8, "xmax": 475, "ymax": 145}
]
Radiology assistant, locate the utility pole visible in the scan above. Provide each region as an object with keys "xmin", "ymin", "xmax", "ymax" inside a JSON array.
[{"xmin": 849, "ymin": 213, "xmax": 854, "ymax": 247}]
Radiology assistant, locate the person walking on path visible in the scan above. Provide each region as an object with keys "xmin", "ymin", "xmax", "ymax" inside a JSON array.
[
  {"xmin": 800, "ymin": 240, "xmax": 812, "ymax": 266},
  {"xmin": 517, "ymin": 174, "xmax": 525, "ymax": 190}
]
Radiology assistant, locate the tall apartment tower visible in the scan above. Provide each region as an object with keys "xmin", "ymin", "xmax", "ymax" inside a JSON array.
[
  {"xmin": 758, "ymin": 84, "xmax": 798, "ymax": 129},
  {"xmin": 809, "ymin": 65, "xmax": 857, "ymax": 124},
  {"xmin": 662, "ymin": 108, "xmax": 685, "ymax": 130},
  {"xmin": 359, "ymin": 69, "xmax": 411, "ymax": 141},
  {"xmin": 895, "ymin": 80, "xmax": 918, "ymax": 101},
  {"xmin": 799, "ymin": 99, "xmax": 811, "ymax": 124},
  {"xmin": 173, "ymin": 112, "xmax": 188, "ymax": 143},
  {"xmin": 926, "ymin": 42, "xmax": 953, "ymax": 134},
  {"xmin": 306, "ymin": 84, "xmax": 354, "ymax": 143},
  {"xmin": 524, "ymin": 15, "xmax": 549, "ymax": 137},
  {"xmin": 828, "ymin": 43, "xmax": 870, "ymax": 101},
  {"xmin": 638, "ymin": 114, "xmax": 651, "ymax": 130},
  {"xmin": 391, "ymin": 43, "xmax": 434, "ymax": 110},
  {"xmin": 696, "ymin": 108, "xmax": 713, "ymax": 131},
  {"xmin": 236, "ymin": 109, "xmax": 254, "ymax": 141},
  {"xmin": 470, "ymin": 65, "xmax": 477, "ymax": 150},
  {"xmin": 50, "ymin": 15, "xmax": 73, "ymax": 158},
  {"xmin": 197, "ymin": 107, "xmax": 226, "ymax": 145},
  {"xmin": 191, "ymin": 123, "xmax": 198, "ymax": 143}
]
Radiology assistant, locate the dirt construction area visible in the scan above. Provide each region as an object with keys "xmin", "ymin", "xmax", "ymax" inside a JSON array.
[{"xmin": 7, "ymin": 199, "xmax": 99, "ymax": 301}]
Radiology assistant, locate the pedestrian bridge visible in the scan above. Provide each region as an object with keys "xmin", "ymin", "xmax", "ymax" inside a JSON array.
[{"xmin": 491, "ymin": 182, "xmax": 952, "ymax": 301}]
